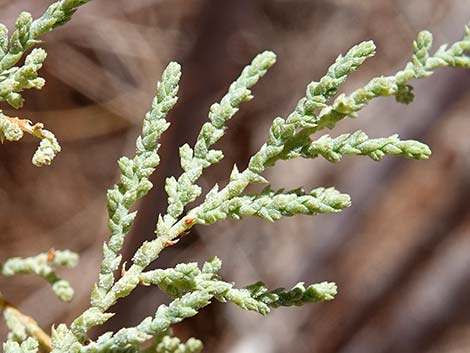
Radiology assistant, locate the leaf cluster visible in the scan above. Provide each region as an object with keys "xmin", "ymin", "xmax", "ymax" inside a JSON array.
[{"xmin": 0, "ymin": 2, "xmax": 468, "ymax": 352}]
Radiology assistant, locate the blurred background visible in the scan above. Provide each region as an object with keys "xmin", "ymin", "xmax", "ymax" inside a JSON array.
[{"xmin": 0, "ymin": 0, "xmax": 469, "ymax": 352}]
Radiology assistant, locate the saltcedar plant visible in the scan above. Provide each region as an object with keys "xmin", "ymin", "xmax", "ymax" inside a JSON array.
[{"xmin": 1, "ymin": 1, "xmax": 469, "ymax": 352}]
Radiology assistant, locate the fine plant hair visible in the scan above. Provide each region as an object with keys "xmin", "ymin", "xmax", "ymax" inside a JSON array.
[{"xmin": 1, "ymin": 1, "xmax": 469, "ymax": 353}]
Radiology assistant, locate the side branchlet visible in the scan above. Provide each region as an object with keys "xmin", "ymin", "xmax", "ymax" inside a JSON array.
[
  {"xmin": 0, "ymin": 249, "xmax": 79, "ymax": 302},
  {"xmin": 0, "ymin": 0, "xmax": 92, "ymax": 166}
]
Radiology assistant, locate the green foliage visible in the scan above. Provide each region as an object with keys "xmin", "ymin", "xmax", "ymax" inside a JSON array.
[
  {"xmin": 152, "ymin": 336, "xmax": 203, "ymax": 353},
  {"xmin": 0, "ymin": 1, "xmax": 92, "ymax": 71},
  {"xmin": 0, "ymin": 48, "xmax": 46, "ymax": 109},
  {"xmin": 0, "ymin": 0, "xmax": 92, "ymax": 166},
  {"xmin": 0, "ymin": 112, "xmax": 61, "ymax": 166},
  {"xmin": 197, "ymin": 187, "xmax": 351, "ymax": 224},
  {"xmin": 0, "ymin": 115, "xmax": 23, "ymax": 141},
  {"xmin": 95, "ymin": 62, "xmax": 182, "ymax": 308},
  {"xmin": 302, "ymin": 130, "xmax": 432, "ymax": 162},
  {"xmin": 0, "ymin": 2, "xmax": 469, "ymax": 352},
  {"xmin": 139, "ymin": 257, "xmax": 337, "ymax": 315},
  {"xmin": 0, "ymin": 250, "xmax": 78, "ymax": 302},
  {"xmin": 141, "ymin": 332, "xmax": 203, "ymax": 353},
  {"xmin": 3, "ymin": 337, "xmax": 39, "ymax": 353},
  {"xmin": 163, "ymin": 51, "xmax": 276, "ymax": 230}
]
